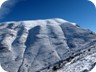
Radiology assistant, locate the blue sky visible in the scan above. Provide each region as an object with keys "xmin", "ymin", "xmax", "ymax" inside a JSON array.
[{"xmin": 0, "ymin": 0, "xmax": 96, "ymax": 32}]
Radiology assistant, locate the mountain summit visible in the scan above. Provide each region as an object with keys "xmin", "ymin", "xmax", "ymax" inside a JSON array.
[{"xmin": 0, "ymin": 18, "xmax": 96, "ymax": 72}]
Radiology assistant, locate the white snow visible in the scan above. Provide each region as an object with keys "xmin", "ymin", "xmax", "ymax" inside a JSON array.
[
  {"xmin": 90, "ymin": 65, "xmax": 96, "ymax": 72},
  {"xmin": 0, "ymin": 65, "xmax": 7, "ymax": 72}
]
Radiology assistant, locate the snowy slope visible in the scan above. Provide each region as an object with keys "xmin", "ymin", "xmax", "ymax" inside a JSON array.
[{"xmin": 0, "ymin": 18, "xmax": 96, "ymax": 72}]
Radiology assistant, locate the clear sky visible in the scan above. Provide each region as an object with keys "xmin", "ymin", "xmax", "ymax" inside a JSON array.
[{"xmin": 0, "ymin": 0, "xmax": 96, "ymax": 32}]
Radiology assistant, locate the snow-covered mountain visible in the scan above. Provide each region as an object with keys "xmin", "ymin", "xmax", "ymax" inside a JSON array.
[{"xmin": 0, "ymin": 18, "xmax": 96, "ymax": 72}]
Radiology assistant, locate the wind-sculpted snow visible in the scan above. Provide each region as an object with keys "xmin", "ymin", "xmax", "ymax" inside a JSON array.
[{"xmin": 0, "ymin": 18, "xmax": 96, "ymax": 72}]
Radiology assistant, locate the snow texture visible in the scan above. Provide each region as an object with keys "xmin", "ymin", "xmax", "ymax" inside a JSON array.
[{"xmin": 0, "ymin": 18, "xmax": 96, "ymax": 72}]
